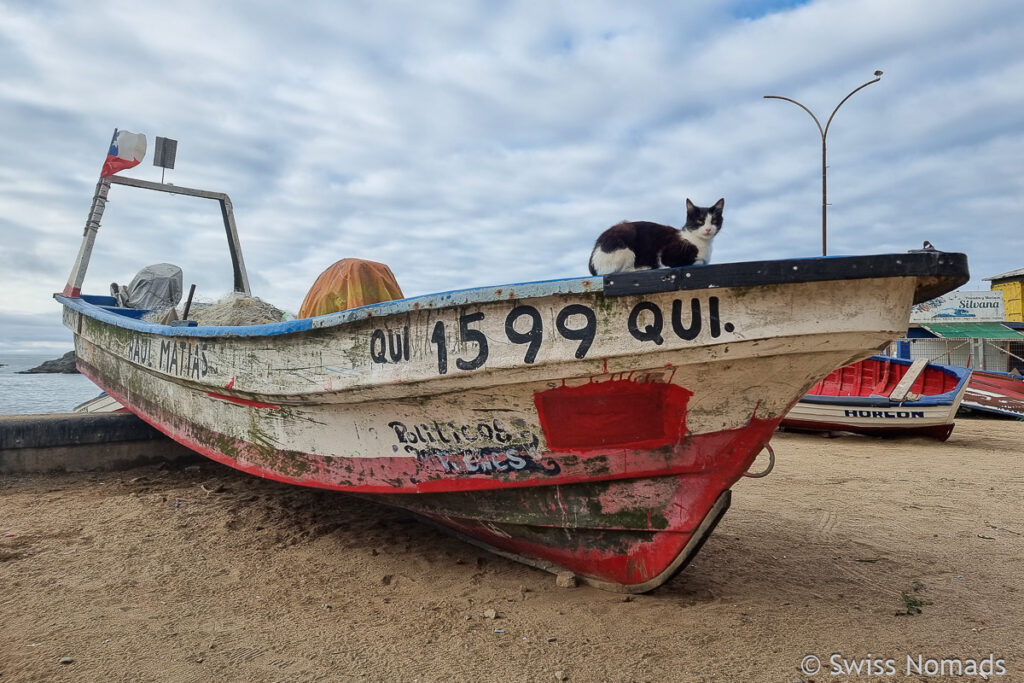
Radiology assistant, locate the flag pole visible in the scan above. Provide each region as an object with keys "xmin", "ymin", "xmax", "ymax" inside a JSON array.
[{"xmin": 62, "ymin": 130, "xmax": 117, "ymax": 297}]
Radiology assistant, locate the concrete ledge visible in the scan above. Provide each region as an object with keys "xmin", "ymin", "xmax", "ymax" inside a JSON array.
[
  {"xmin": 1, "ymin": 412, "xmax": 163, "ymax": 449},
  {"xmin": 1, "ymin": 412, "xmax": 202, "ymax": 473}
]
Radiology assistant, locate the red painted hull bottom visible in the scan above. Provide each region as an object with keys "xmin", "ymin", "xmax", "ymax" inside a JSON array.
[
  {"xmin": 780, "ymin": 419, "xmax": 955, "ymax": 442},
  {"xmin": 372, "ymin": 420, "xmax": 775, "ymax": 591},
  {"xmin": 79, "ymin": 360, "xmax": 777, "ymax": 592},
  {"xmin": 404, "ymin": 490, "xmax": 732, "ymax": 593}
]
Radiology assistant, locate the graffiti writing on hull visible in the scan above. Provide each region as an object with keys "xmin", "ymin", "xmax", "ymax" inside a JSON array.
[
  {"xmin": 124, "ymin": 334, "xmax": 210, "ymax": 379},
  {"xmin": 158, "ymin": 339, "xmax": 209, "ymax": 378},
  {"xmin": 386, "ymin": 418, "xmax": 560, "ymax": 477},
  {"xmin": 419, "ymin": 442, "xmax": 561, "ymax": 477}
]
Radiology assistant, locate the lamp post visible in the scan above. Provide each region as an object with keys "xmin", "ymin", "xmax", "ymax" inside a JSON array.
[{"xmin": 764, "ymin": 70, "xmax": 882, "ymax": 256}]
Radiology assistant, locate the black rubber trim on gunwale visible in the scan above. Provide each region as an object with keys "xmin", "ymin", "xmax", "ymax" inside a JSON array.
[{"xmin": 602, "ymin": 252, "xmax": 969, "ymax": 305}]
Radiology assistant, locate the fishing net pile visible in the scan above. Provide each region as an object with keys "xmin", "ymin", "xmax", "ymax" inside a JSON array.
[
  {"xmin": 189, "ymin": 293, "xmax": 289, "ymax": 326},
  {"xmin": 142, "ymin": 293, "xmax": 290, "ymax": 326}
]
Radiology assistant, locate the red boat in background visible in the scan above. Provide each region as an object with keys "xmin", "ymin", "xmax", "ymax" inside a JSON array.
[
  {"xmin": 782, "ymin": 355, "xmax": 971, "ymax": 441},
  {"xmin": 960, "ymin": 369, "xmax": 1024, "ymax": 419}
]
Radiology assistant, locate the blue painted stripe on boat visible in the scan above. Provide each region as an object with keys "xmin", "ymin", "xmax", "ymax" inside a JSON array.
[
  {"xmin": 55, "ymin": 274, "xmax": 604, "ymax": 338},
  {"xmin": 56, "ymin": 295, "xmax": 315, "ymax": 337},
  {"xmin": 798, "ymin": 393, "xmax": 959, "ymax": 408},
  {"xmin": 82, "ymin": 294, "xmax": 118, "ymax": 306}
]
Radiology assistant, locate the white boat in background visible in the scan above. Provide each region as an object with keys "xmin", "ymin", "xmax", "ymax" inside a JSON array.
[
  {"xmin": 782, "ymin": 355, "xmax": 971, "ymax": 441},
  {"xmin": 73, "ymin": 392, "xmax": 125, "ymax": 413}
]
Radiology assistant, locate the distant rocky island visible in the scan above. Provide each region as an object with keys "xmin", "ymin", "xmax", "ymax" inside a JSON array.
[{"xmin": 19, "ymin": 351, "xmax": 80, "ymax": 374}]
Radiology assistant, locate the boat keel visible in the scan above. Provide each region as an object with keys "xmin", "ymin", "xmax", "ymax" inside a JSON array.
[{"xmin": 414, "ymin": 489, "xmax": 731, "ymax": 594}]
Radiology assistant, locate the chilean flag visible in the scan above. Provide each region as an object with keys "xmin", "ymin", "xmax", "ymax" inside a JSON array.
[{"xmin": 101, "ymin": 129, "xmax": 147, "ymax": 177}]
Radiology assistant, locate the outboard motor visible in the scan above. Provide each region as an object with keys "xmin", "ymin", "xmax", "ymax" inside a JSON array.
[{"xmin": 111, "ymin": 263, "xmax": 183, "ymax": 309}]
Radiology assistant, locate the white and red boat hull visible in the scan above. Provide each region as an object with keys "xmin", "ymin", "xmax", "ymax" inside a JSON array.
[{"xmin": 59, "ymin": 253, "xmax": 969, "ymax": 591}]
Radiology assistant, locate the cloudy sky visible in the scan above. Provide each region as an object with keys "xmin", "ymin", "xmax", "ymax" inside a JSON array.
[{"xmin": 2, "ymin": 0, "xmax": 1022, "ymax": 354}]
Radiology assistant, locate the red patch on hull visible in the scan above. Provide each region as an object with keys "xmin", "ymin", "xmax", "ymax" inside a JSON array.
[
  {"xmin": 206, "ymin": 391, "xmax": 280, "ymax": 410},
  {"xmin": 535, "ymin": 379, "xmax": 692, "ymax": 452}
]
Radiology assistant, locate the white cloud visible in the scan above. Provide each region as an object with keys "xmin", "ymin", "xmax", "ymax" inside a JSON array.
[{"xmin": 1, "ymin": 0, "xmax": 1023, "ymax": 354}]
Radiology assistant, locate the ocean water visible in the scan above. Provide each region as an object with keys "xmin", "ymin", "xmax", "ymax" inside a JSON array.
[{"xmin": 0, "ymin": 353, "xmax": 106, "ymax": 415}]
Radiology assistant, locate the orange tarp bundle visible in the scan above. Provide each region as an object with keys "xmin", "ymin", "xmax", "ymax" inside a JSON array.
[{"xmin": 297, "ymin": 259, "xmax": 404, "ymax": 318}]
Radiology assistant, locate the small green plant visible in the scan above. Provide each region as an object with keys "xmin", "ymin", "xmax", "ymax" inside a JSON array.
[{"xmin": 897, "ymin": 580, "xmax": 931, "ymax": 616}]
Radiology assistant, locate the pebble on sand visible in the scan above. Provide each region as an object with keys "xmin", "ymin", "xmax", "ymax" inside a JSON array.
[{"xmin": 555, "ymin": 572, "xmax": 577, "ymax": 588}]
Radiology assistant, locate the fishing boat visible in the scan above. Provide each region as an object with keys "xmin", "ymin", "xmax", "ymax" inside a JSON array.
[
  {"xmin": 73, "ymin": 392, "xmax": 126, "ymax": 413},
  {"xmin": 56, "ymin": 166, "xmax": 969, "ymax": 592},
  {"xmin": 960, "ymin": 369, "xmax": 1024, "ymax": 419},
  {"xmin": 781, "ymin": 356, "xmax": 971, "ymax": 441}
]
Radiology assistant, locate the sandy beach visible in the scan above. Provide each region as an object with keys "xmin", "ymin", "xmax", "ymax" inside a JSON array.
[{"xmin": 2, "ymin": 417, "xmax": 1022, "ymax": 682}]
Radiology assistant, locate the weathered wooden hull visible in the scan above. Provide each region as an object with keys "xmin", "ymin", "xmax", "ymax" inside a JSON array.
[
  {"xmin": 58, "ymin": 252, "xmax": 969, "ymax": 591},
  {"xmin": 781, "ymin": 356, "xmax": 971, "ymax": 441},
  {"xmin": 960, "ymin": 369, "xmax": 1024, "ymax": 419}
]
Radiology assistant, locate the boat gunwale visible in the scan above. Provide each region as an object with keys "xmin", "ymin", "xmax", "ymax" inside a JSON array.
[
  {"xmin": 603, "ymin": 251, "xmax": 968, "ymax": 303},
  {"xmin": 798, "ymin": 391, "xmax": 964, "ymax": 409},
  {"xmin": 968, "ymin": 368, "xmax": 1024, "ymax": 382},
  {"xmin": 55, "ymin": 275, "xmax": 604, "ymax": 339},
  {"xmin": 55, "ymin": 251, "xmax": 968, "ymax": 340}
]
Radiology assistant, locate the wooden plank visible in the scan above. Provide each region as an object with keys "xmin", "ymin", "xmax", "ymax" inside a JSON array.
[{"xmin": 889, "ymin": 358, "xmax": 928, "ymax": 402}]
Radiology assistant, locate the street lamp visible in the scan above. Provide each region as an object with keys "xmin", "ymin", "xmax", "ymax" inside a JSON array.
[{"xmin": 764, "ymin": 70, "xmax": 883, "ymax": 256}]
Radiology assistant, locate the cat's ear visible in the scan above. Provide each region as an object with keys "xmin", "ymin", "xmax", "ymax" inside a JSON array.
[
  {"xmin": 712, "ymin": 198, "xmax": 725, "ymax": 212},
  {"xmin": 686, "ymin": 198, "xmax": 697, "ymax": 215}
]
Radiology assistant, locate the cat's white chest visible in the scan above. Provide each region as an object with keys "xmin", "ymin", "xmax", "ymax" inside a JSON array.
[{"xmin": 691, "ymin": 239, "xmax": 712, "ymax": 265}]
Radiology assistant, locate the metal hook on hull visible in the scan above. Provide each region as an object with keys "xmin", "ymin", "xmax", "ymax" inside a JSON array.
[{"xmin": 743, "ymin": 443, "xmax": 776, "ymax": 478}]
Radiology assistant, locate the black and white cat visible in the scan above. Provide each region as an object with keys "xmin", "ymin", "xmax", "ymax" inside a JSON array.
[{"xmin": 588, "ymin": 198, "xmax": 724, "ymax": 275}]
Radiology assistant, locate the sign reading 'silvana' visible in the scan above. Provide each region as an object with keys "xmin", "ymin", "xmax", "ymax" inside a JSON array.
[{"xmin": 911, "ymin": 290, "xmax": 1004, "ymax": 323}]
